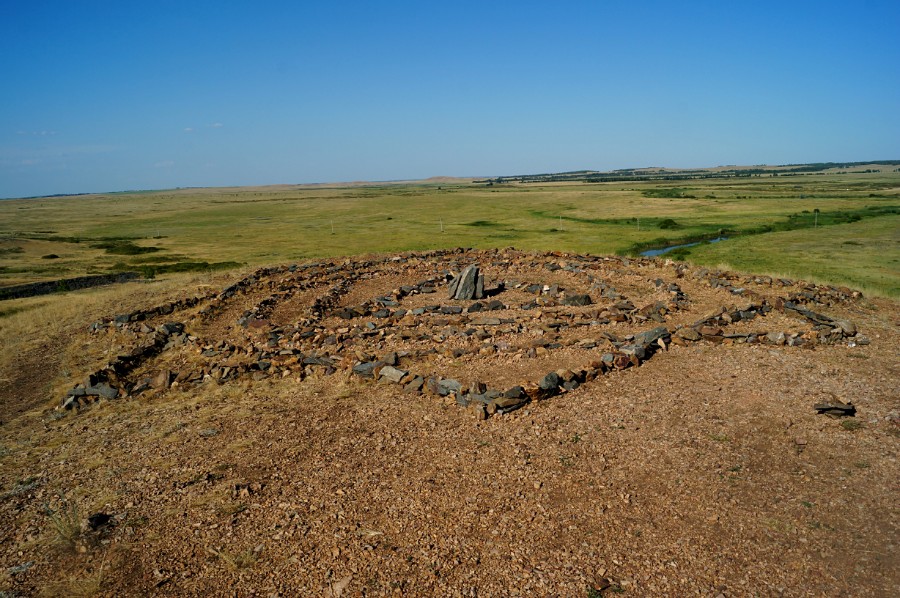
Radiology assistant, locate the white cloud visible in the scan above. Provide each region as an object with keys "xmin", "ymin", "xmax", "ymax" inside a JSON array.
[
  {"xmin": 154, "ymin": 160, "xmax": 175, "ymax": 168},
  {"xmin": 184, "ymin": 127, "xmax": 194, "ymax": 132},
  {"xmin": 209, "ymin": 122, "xmax": 223, "ymax": 128}
]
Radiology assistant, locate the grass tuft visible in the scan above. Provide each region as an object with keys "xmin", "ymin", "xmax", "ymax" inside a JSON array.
[
  {"xmin": 44, "ymin": 496, "xmax": 82, "ymax": 551},
  {"xmin": 211, "ymin": 547, "xmax": 259, "ymax": 570}
]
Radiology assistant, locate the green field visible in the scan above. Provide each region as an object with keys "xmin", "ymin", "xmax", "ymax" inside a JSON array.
[{"xmin": 1, "ymin": 169, "xmax": 898, "ymax": 297}]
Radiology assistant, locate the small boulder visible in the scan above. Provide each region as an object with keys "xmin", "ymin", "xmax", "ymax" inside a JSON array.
[
  {"xmin": 562, "ymin": 294, "xmax": 592, "ymax": 306},
  {"xmin": 379, "ymin": 366, "xmax": 408, "ymax": 384}
]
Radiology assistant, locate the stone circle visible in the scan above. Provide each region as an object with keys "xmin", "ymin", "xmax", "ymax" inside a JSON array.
[{"xmin": 63, "ymin": 248, "xmax": 866, "ymax": 418}]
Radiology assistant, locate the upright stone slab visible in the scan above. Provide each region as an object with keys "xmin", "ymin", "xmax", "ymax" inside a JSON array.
[
  {"xmin": 450, "ymin": 265, "xmax": 480, "ymax": 300},
  {"xmin": 447, "ymin": 275, "xmax": 461, "ymax": 299}
]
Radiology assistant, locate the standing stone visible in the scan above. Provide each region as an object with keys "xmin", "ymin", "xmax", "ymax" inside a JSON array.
[
  {"xmin": 475, "ymin": 274, "xmax": 484, "ymax": 299},
  {"xmin": 457, "ymin": 266, "xmax": 479, "ymax": 299},
  {"xmin": 447, "ymin": 274, "xmax": 461, "ymax": 299}
]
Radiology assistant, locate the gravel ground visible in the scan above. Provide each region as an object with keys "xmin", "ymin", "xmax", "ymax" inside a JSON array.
[{"xmin": 0, "ymin": 251, "xmax": 897, "ymax": 597}]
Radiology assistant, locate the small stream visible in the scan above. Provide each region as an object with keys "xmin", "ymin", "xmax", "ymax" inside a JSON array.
[{"xmin": 640, "ymin": 236, "xmax": 728, "ymax": 257}]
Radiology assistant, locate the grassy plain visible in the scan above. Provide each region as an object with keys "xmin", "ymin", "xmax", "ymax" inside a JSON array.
[{"xmin": 1, "ymin": 169, "xmax": 898, "ymax": 296}]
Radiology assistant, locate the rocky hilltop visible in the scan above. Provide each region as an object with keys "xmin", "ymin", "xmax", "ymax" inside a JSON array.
[{"xmin": 0, "ymin": 248, "xmax": 897, "ymax": 596}]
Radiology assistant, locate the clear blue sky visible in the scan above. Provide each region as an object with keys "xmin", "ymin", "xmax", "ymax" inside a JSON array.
[{"xmin": 2, "ymin": 0, "xmax": 899, "ymax": 198}]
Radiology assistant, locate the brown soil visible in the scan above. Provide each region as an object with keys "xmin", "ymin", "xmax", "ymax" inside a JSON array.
[{"xmin": 0, "ymin": 249, "xmax": 897, "ymax": 597}]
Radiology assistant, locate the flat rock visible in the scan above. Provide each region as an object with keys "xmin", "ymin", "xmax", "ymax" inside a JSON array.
[
  {"xmin": 403, "ymin": 376, "xmax": 425, "ymax": 393},
  {"xmin": 676, "ymin": 327, "xmax": 701, "ymax": 341},
  {"xmin": 352, "ymin": 362, "xmax": 378, "ymax": 378},
  {"xmin": 632, "ymin": 326, "xmax": 670, "ymax": 348},
  {"xmin": 379, "ymin": 365, "xmax": 408, "ymax": 383},
  {"xmin": 833, "ymin": 319, "xmax": 857, "ymax": 336},
  {"xmin": 562, "ymin": 294, "xmax": 592, "ymax": 306},
  {"xmin": 814, "ymin": 400, "xmax": 856, "ymax": 417}
]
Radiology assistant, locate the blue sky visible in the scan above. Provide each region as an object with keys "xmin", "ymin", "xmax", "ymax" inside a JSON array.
[{"xmin": 1, "ymin": 0, "xmax": 899, "ymax": 198}]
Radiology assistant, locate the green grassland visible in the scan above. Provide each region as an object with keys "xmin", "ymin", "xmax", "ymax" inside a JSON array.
[{"xmin": 1, "ymin": 169, "xmax": 898, "ymax": 297}]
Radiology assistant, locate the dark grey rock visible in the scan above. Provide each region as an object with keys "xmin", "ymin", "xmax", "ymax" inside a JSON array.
[
  {"xmin": 159, "ymin": 322, "xmax": 184, "ymax": 335},
  {"xmin": 452, "ymin": 265, "xmax": 480, "ymax": 300},
  {"xmin": 503, "ymin": 386, "xmax": 525, "ymax": 399},
  {"xmin": 447, "ymin": 274, "xmax": 462, "ymax": 299},
  {"xmin": 491, "ymin": 395, "xmax": 529, "ymax": 412},
  {"xmin": 539, "ymin": 372, "xmax": 561, "ymax": 391},
  {"xmin": 563, "ymin": 379, "xmax": 580, "ymax": 391},
  {"xmin": 93, "ymin": 383, "xmax": 119, "ymax": 400},
  {"xmin": 813, "ymin": 400, "xmax": 856, "ymax": 417},
  {"xmin": 443, "ymin": 379, "xmax": 462, "ymax": 394},
  {"xmin": 429, "ymin": 378, "xmax": 462, "ymax": 396},
  {"xmin": 619, "ymin": 345, "xmax": 646, "ymax": 360},
  {"xmin": 632, "ymin": 326, "xmax": 670, "ymax": 348},
  {"xmin": 404, "ymin": 376, "xmax": 425, "ymax": 393},
  {"xmin": 303, "ymin": 356, "xmax": 334, "ymax": 366},
  {"xmin": 352, "ymin": 362, "xmax": 378, "ymax": 378}
]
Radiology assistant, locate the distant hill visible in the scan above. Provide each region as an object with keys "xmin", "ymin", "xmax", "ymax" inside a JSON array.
[{"xmin": 474, "ymin": 160, "xmax": 900, "ymax": 185}]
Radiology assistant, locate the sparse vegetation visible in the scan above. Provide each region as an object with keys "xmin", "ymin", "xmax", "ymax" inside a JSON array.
[
  {"xmin": 89, "ymin": 240, "xmax": 160, "ymax": 255},
  {"xmin": 657, "ymin": 218, "xmax": 680, "ymax": 229},
  {"xmin": 109, "ymin": 260, "xmax": 243, "ymax": 279},
  {"xmin": 211, "ymin": 547, "xmax": 259, "ymax": 570},
  {"xmin": 44, "ymin": 496, "xmax": 82, "ymax": 551}
]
